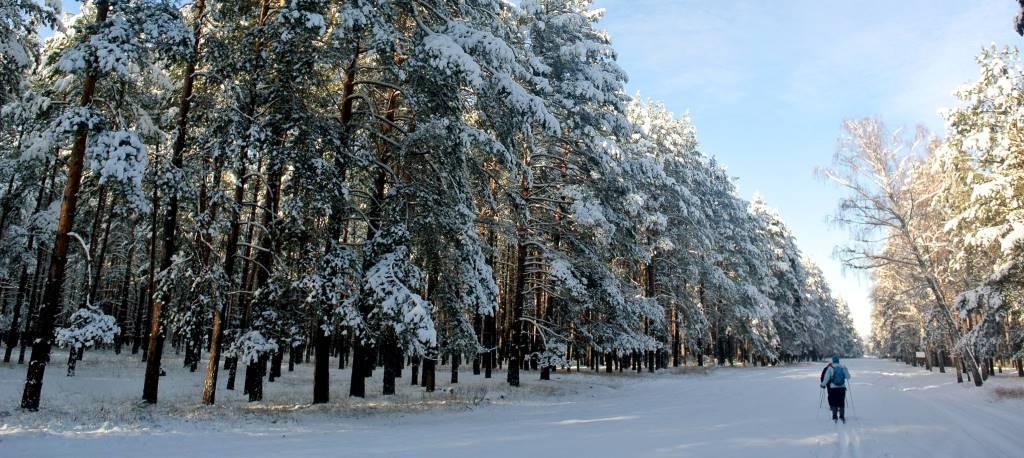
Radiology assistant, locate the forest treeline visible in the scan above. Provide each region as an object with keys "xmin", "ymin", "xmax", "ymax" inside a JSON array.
[
  {"xmin": 0, "ymin": 0, "xmax": 860, "ymax": 411},
  {"xmin": 826, "ymin": 46, "xmax": 1024, "ymax": 385}
]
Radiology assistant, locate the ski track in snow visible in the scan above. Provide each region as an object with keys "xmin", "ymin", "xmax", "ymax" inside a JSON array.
[{"xmin": 1, "ymin": 356, "xmax": 1022, "ymax": 457}]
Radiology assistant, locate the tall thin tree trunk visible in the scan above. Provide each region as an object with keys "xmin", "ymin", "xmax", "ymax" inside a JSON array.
[
  {"xmin": 410, "ymin": 356, "xmax": 419, "ymax": 385},
  {"xmin": 221, "ymin": 168, "xmax": 258, "ymax": 393},
  {"xmin": 4, "ymin": 160, "xmax": 52, "ymax": 363},
  {"xmin": 243, "ymin": 167, "xmax": 282, "ymax": 402},
  {"xmin": 312, "ymin": 42, "xmax": 360, "ymax": 403},
  {"xmin": 482, "ymin": 180, "xmax": 498, "ymax": 379},
  {"xmin": 89, "ymin": 200, "xmax": 114, "ymax": 301},
  {"xmin": 671, "ymin": 303, "xmax": 680, "ymax": 367},
  {"xmin": 0, "ymin": 173, "xmax": 18, "ymax": 245},
  {"xmin": 508, "ymin": 237, "xmax": 528, "ymax": 387},
  {"xmin": 115, "ymin": 242, "xmax": 135, "ymax": 354},
  {"xmin": 82, "ymin": 186, "xmax": 108, "ymax": 304},
  {"xmin": 4, "ymin": 261, "xmax": 31, "ymax": 363},
  {"xmin": 19, "ymin": 163, "xmax": 59, "ymax": 365},
  {"xmin": 954, "ymin": 355, "xmax": 964, "ymax": 383},
  {"xmin": 188, "ymin": 0, "xmax": 233, "ymax": 405},
  {"xmin": 135, "ymin": 177, "xmax": 158, "ymax": 358},
  {"xmin": 473, "ymin": 313, "xmax": 482, "ymax": 375},
  {"xmin": 382, "ymin": 333, "xmax": 398, "ymax": 395},
  {"xmin": 143, "ymin": 0, "xmax": 210, "ymax": 402},
  {"xmin": 451, "ymin": 353, "xmax": 460, "ymax": 384},
  {"xmin": 484, "ymin": 312, "xmax": 496, "ymax": 379},
  {"xmin": 422, "ymin": 356, "xmax": 436, "ymax": 392},
  {"xmin": 20, "ymin": 0, "xmax": 111, "ymax": 411}
]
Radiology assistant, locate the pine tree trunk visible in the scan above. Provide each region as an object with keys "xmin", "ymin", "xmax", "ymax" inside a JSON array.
[
  {"xmin": 382, "ymin": 335, "xmax": 398, "ymax": 395},
  {"xmin": 473, "ymin": 313, "xmax": 482, "ymax": 375},
  {"xmin": 114, "ymin": 240, "xmax": 135, "ymax": 355},
  {"xmin": 671, "ymin": 304, "xmax": 680, "ymax": 367},
  {"xmin": 271, "ymin": 350, "xmax": 283, "ymax": 379},
  {"xmin": 89, "ymin": 194, "xmax": 114, "ymax": 302},
  {"xmin": 312, "ymin": 325, "xmax": 331, "ymax": 403},
  {"xmin": 349, "ymin": 340, "xmax": 368, "ymax": 397},
  {"xmin": 311, "ymin": 38, "xmax": 360, "ymax": 404},
  {"xmin": 482, "ymin": 189, "xmax": 498, "ymax": 381},
  {"xmin": 451, "ymin": 353, "xmax": 460, "ymax": 384},
  {"xmin": 0, "ymin": 174, "xmax": 17, "ymax": 245},
  {"xmin": 84, "ymin": 186, "xmax": 108, "ymax": 293},
  {"xmin": 4, "ymin": 262, "xmax": 29, "ymax": 363},
  {"xmin": 348, "ymin": 84, "xmax": 400, "ymax": 396},
  {"xmin": 202, "ymin": 291, "xmax": 228, "ymax": 404},
  {"xmin": 508, "ymin": 237, "xmax": 528, "ymax": 387},
  {"xmin": 20, "ymin": 0, "xmax": 111, "ymax": 411},
  {"xmin": 485, "ymin": 313, "xmax": 496, "ymax": 379},
  {"xmin": 395, "ymin": 347, "xmax": 404, "ymax": 378},
  {"xmin": 142, "ymin": 0, "xmax": 209, "ymax": 403},
  {"xmin": 338, "ymin": 333, "xmax": 348, "ymax": 369},
  {"xmin": 233, "ymin": 170, "xmax": 262, "ymax": 390},
  {"xmin": 643, "ymin": 262, "xmax": 657, "ymax": 373},
  {"xmin": 243, "ymin": 167, "xmax": 282, "ymax": 402},
  {"xmin": 954, "ymin": 355, "xmax": 964, "ymax": 383},
  {"xmin": 204, "ymin": 146, "xmax": 246, "ymax": 403},
  {"xmin": 140, "ymin": 162, "xmax": 161, "ymax": 362},
  {"xmin": 132, "ymin": 282, "xmax": 146, "ymax": 355},
  {"xmin": 17, "ymin": 164, "xmax": 57, "ymax": 365},
  {"xmin": 66, "ymin": 347, "xmax": 77, "ymax": 377},
  {"xmin": 423, "ymin": 357, "xmax": 436, "ymax": 392},
  {"xmin": 411, "ymin": 356, "xmax": 419, "ymax": 385}
]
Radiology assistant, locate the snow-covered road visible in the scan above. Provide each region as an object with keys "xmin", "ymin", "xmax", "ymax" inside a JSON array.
[{"xmin": 3, "ymin": 357, "xmax": 1022, "ymax": 457}]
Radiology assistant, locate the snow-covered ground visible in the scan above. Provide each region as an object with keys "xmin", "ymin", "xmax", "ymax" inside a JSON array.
[{"xmin": 2, "ymin": 353, "xmax": 1022, "ymax": 457}]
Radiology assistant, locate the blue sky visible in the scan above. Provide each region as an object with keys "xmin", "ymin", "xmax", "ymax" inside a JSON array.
[{"xmin": 592, "ymin": 0, "xmax": 1021, "ymax": 339}]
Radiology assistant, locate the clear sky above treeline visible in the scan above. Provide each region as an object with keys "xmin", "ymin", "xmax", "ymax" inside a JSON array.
[{"xmin": 594, "ymin": 0, "xmax": 1022, "ymax": 339}]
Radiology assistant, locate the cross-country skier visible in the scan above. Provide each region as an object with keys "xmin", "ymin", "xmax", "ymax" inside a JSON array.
[{"xmin": 820, "ymin": 355, "xmax": 850, "ymax": 423}]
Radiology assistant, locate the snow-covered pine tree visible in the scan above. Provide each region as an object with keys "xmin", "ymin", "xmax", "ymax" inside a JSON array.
[
  {"xmin": 937, "ymin": 45, "xmax": 1024, "ymax": 377},
  {"xmin": 0, "ymin": 1, "xmax": 58, "ymax": 107},
  {"xmin": 624, "ymin": 99, "xmax": 717, "ymax": 366},
  {"xmin": 0, "ymin": 0, "xmax": 868, "ymax": 413},
  {"xmin": 20, "ymin": 0, "xmax": 191, "ymax": 410},
  {"xmin": 509, "ymin": 0, "xmax": 647, "ymax": 382},
  {"xmin": 749, "ymin": 196, "xmax": 812, "ymax": 362}
]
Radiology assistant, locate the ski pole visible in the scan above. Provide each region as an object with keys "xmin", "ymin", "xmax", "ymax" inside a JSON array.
[
  {"xmin": 847, "ymin": 384, "xmax": 855, "ymax": 418},
  {"xmin": 818, "ymin": 387, "xmax": 825, "ymax": 419}
]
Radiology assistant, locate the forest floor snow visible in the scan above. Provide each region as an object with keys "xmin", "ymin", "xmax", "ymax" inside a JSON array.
[{"xmin": 1, "ymin": 352, "xmax": 1023, "ymax": 457}]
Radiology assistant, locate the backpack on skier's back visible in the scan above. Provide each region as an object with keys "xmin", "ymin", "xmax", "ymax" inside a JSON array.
[{"xmin": 830, "ymin": 365, "xmax": 848, "ymax": 387}]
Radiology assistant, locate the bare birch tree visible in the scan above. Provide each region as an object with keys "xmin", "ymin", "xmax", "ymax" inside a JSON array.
[{"xmin": 822, "ymin": 118, "xmax": 985, "ymax": 386}]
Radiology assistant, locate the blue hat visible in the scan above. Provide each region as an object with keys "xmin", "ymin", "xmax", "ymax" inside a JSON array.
[{"xmin": 831, "ymin": 355, "xmax": 840, "ymax": 363}]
